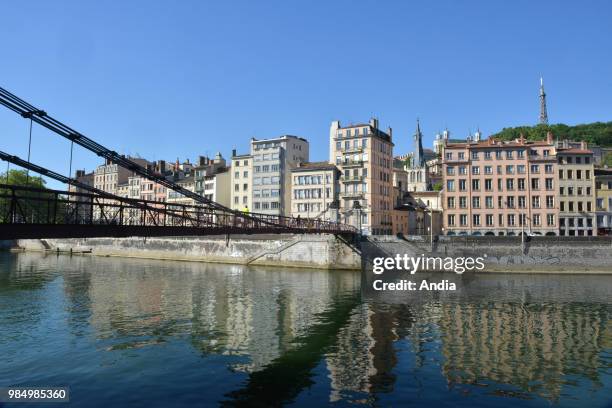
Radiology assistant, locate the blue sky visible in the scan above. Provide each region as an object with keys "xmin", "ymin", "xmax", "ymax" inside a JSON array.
[{"xmin": 1, "ymin": 0, "xmax": 611, "ymax": 188}]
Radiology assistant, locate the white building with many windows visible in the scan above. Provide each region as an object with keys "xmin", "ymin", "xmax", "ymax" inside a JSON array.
[
  {"xmin": 291, "ymin": 162, "xmax": 340, "ymax": 221},
  {"xmin": 251, "ymin": 135, "xmax": 309, "ymax": 216}
]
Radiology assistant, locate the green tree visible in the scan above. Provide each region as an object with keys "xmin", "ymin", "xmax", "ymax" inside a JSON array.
[
  {"xmin": 491, "ymin": 122, "xmax": 612, "ymax": 147},
  {"xmin": 0, "ymin": 169, "xmax": 61, "ymax": 223},
  {"xmin": 433, "ymin": 182, "xmax": 443, "ymax": 191}
]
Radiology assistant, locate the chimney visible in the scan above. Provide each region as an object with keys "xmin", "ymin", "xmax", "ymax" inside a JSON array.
[
  {"xmin": 580, "ymin": 141, "xmax": 587, "ymax": 150},
  {"xmin": 159, "ymin": 160, "xmax": 166, "ymax": 173},
  {"xmin": 369, "ymin": 117, "xmax": 378, "ymax": 130},
  {"xmin": 231, "ymin": 149, "xmax": 237, "ymax": 157},
  {"xmin": 76, "ymin": 169, "xmax": 85, "ymax": 178},
  {"xmin": 388, "ymin": 127, "xmax": 393, "ymax": 138},
  {"xmin": 546, "ymin": 131, "xmax": 554, "ymax": 144}
]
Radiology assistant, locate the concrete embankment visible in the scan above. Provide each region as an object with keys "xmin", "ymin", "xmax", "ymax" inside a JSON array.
[
  {"xmin": 362, "ymin": 235, "xmax": 612, "ymax": 273},
  {"xmin": 5, "ymin": 235, "xmax": 612, "ymax": 272},
  {"xmin": 10, "ymin": 234, "xmax": 362, "ymax": 270}
]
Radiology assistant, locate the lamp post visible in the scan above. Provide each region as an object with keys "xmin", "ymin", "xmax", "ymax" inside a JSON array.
[{"xmin": 353, "ymin": 200, "xmax": 362, "ymax": 235}]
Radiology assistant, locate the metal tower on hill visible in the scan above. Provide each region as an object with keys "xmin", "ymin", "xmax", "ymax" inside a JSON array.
[{"xmin": 539, "ymin": 77, "xmax": 548, "ymax": 125}]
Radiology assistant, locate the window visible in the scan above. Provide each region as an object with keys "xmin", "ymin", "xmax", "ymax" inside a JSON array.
[
  {"xmin": 472, "ymin": 166, "xmax": 480, "ymax": 175},
  {"xmin": 532, "ymin": 196, "xmax": 541, "ymax": 209},
  {"xmin": 531, "ymin": 178, "xmax": 540, "ymax": 190},
  {"xmin": 447, "ymin": 197, "xmax": 455, "ymax": 208},
  {"xmin": 472, "ymin": 197, "xmax": 480, "ymax": 208},
  {"xmin": 530, "ymin": 164, "xmax": 539, "ymax": 173},
  {"xmin": 473, "ymin": 214, "xmax": 481, "ymax": 226},
  {"xmin": 485, "ymin": 179, "xmax": 493, "ymax": 191},
  {"xmin": 533, "ymin": 214, "xmax": 541, "ymax": 226},
  {"xmin": 547, "ymin": 214, "xmax": 555, "ymax": 226},
  {"xmin": 446, "ymin": 166, "xmax": 455, "ymax": 175},
  {"xmin": 471, "ymin": 151, "xmax": 479, "ymax": 160},
  {"xmin": 545, "ymin": 178, "xmax": 553, "ymax": 190},
  {"xmin": 485, "ymin": 196, "xmax": 493, "ymax": 208},
  {"xmin": 448, "ymin": 214, "xmax": 455, "ymax": 226},
  {"xmin": 546, "ymin": 196, "xmax": 554, "ymax": 208},
  {"xmin": 460, "ymin": 214, "xmax": 467, "ymax": 226},
  {"xmin": 484, "ymin": 166, "xmax": 492, "ymax": 175},
  {"xmin": 486, "ymin": 214, "xmax": 494, "ymax": 226}
]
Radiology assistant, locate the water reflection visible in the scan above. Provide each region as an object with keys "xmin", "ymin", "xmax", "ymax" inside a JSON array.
[{"xmin": 0, "ymin": 252, "xmax": 610, "ymax": 407}]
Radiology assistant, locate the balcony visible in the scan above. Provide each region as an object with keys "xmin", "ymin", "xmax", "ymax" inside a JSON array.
[
  {"xmin": 339, "ymin": 160, "xmax": 365, "ymax": 168},
  {"xmin": 340, "ymin": 191, "xmax": 365, "ymax": 199},
  {"xmin": 339, "ymin": 146, "xmax": 364, "ymax": 154},
  {"xmin": 529, "ymin": 154, "xmax": 556, "ymax": 162},
  {"xmin": 340, "ymin": 175, "xmax": 365, "ymax": 183}
]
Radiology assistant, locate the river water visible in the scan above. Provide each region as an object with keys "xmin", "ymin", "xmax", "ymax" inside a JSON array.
[{"xmin": 0, "ymin": 252, "xmax": 610, "ymax": 407}]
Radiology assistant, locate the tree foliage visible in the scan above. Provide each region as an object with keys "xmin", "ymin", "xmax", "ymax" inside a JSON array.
[
  {"xmin": 491, "ymin": 122, "xmax": 612, "ymax": 147},
  {"xmin": 0, "ymin": 169, "xmax": 61, "ymax": 223}
]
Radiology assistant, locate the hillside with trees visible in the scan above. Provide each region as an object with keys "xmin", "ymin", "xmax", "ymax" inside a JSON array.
[{"xmin": 491, "ymin": 122, "xmax": 612, "ymax": 147}]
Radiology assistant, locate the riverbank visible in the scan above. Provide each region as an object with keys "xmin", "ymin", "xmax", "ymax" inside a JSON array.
[{"xmin": 3, "ymin": 235, "xmax": 612, "ymax": 273}]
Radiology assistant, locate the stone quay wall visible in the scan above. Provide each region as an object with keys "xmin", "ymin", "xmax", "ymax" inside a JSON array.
[{"xmin": 4, "ymin": 235, "xmax": 612, "ymax": 273}]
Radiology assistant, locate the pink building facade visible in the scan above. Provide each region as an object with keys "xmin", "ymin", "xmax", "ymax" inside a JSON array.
[{"xmin": 442, "ymin": 134, "xmax": 559, "ymax": 236}]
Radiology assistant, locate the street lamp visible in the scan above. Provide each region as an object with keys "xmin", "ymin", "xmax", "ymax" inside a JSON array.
[{"xmin": 353, "ymin": 200, "xmax": 362, "ymax": 235}]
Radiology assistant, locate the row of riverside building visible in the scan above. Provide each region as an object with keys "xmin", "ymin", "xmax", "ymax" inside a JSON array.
[{"xmin": 71, "ymin": 119, "xmax": 612, "ymax": 237}]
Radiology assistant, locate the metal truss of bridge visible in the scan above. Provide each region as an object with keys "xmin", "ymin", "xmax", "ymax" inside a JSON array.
[
  {"xmin": 0, "ymin": 183, "xmax": 356, "ymax": 239},
  {"xmin": 0, "ymin": 86, "xmax": 357, "ymax": 239}
]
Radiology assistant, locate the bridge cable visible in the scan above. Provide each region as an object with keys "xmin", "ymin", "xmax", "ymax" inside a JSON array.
[
  {"xmin": 25, "ymin": 117, "xmax": 33, "ymax": 186},
  {"xmin": 68, "ymin": 140, "xmax": 74, "ymax": 180}
]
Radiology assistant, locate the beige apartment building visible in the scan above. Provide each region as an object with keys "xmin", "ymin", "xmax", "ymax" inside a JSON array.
[
  {"xmin": 93, "ymin": 157, "xmax": 149, "ymax": 196},
  {"xmin": 595, "ymin": 168, "xmax": 612, "ymax": 235},
  {"xmin": 230, "ymin": 151, "xmax": 252, "ymax": 212},
  {"xmin": 290, "ymin": 162, "xmax": 340, "ymax": 221},
  {"xmin": 442, "ymin": 134, "xmax": 559, "ymax": 236},
  {"xmin": 557, "ymin": 145, "xmax": 597, "ymax": 236},
  {"xmin": 329, "ymin": 118, "xmax": 394, "ymax": 235},
  {"xmin": 193, "ymin": 154, "xmax": 231, "ymax": 207}
]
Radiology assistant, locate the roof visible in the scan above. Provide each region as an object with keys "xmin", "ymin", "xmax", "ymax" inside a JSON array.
[
  {"xmin": 291, "ymin": 161, "xmax": 338, "ymax": 172},
  {"xmin": 408, "ymin": 190, "xmax": 441, "ymax": 196},
  {"xmin": 446, "ymin": 139, "xmax": 554, "ymax": 149},
  {"xmin": 251, "ymin": 135, "xmax": 308, "ymax": 144},
  {"xmin": 338, "ymin": 123, "xmax": 370, "ymax": 129},
  {"xmin": 557, "ymin": 148, "xmax": 593, "ymax": 154},
  {"xmin": 595, "ymin": 168, "xmax": 612, "ymax": 176}
]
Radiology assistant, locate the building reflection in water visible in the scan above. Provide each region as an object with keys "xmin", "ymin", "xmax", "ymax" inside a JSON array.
[{"xmin": 3, "ymin": 252, "xmax": 610, "ymax": 405}]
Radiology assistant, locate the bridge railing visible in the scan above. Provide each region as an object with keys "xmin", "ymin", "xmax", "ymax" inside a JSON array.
[{"xmin": 0, "ymin": 184, "xmax": 357, "ymax": 234}]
